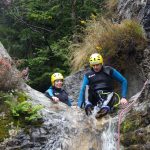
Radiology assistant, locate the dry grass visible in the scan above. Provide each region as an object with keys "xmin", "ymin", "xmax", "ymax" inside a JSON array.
[
  {"xmin": 106, "ymin": 0, "xmax": 118, "ymax": 11},
  {"xmin": 70, "ymin": 19, "xmax": 147, "ymax": 71}
]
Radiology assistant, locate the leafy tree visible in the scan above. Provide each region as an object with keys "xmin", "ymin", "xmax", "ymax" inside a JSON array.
[{"xmin": 0, "ymin": 0, "xmax": 105, "ymax": 91}]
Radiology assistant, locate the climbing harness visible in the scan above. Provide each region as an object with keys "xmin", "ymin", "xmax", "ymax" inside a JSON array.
[
  {"xmin": 117, "ymin": 80, "xmax": 148, "ymax": 150},
  {"xmin": 94, "ymin": 91, "xmax": 121, "ymax": 118}
]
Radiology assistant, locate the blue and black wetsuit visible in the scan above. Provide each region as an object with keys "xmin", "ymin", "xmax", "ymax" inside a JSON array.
[
  {"xmin": 78, "ymin": 66, "xmax": 127, "ymax": 108},
  {"xmin": 45, "ymin": 86, "xmax": 72, "ymax": 106}
]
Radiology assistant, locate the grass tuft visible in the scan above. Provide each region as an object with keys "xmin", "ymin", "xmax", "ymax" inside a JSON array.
[{"xmin": 70, "ymin": 19, "xmax": 147, "ymax": 71}]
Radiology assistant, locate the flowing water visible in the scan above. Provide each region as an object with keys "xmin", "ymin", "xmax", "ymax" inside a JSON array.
[
  {"xmin": 101, "ymin": 116, "xmax": 118, "ymax": 150},
  {"xmin": 22, "ymin": 86, "xmax": 121, "ymax": 150},
  {"xmin": 65, "ymin": 108, "xmax": 119, "ymax": 150}
]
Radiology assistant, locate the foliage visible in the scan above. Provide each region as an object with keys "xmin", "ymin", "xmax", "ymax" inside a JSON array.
[
  {"xmin": 5, "ymin": 90, "xmax": 43, "ymax": 123},
  {"xmin": 0, "ymin": 90, "xmax": 43, "ymax": 142},
  {"xmin": 0, "ymin": 99, "xmax": 14, "ymax": 142},
  {"xmin": 70, "ymin": 19, "xmax": 147, "ymax": 71},
  {"xmin": 5, "ymin": 101, "xmax": 43, "ymax": 122},
  {"xmin": 0, "ymin": 0, "xmax": 105, "ymax": 91}
]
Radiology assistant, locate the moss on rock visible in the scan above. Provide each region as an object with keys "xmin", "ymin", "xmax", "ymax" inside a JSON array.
[
  {"xmin": 120, "ymin": 109, "xmax": 150, "ymax": 147},
  {"xmin": 0, "ymin": 100, "xmax": 14, "ymax": 142},
  {"xmin": 121, "ymin": 112, "xmax": 141, "ymax": 133}
]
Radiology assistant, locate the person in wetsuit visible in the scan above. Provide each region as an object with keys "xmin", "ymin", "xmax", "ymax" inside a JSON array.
[
  {"xmin": 78, "ymin": 53, "xmax": 128, "ymax": 117},
  {"xmin": 45, "ymin": 73, "xmax": 72, "ymax": 106}
]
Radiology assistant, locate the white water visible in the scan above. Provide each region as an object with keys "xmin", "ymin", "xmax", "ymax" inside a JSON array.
[{"xmin": 101, "ymin": 116, "xmax": 118, "ymax": 150}]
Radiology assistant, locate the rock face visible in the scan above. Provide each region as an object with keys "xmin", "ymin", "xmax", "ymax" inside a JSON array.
[
  {"xmin": 117, "ymin": 0, "xmax": 150, "ymax": 98},
  {"xmin": 142, "ymin": 1, "xmax": 150, "ymax": 39},
  {"xmin": 118, "ymin": 0, "xmax": 147, "ymax": 21},
  {"xmin": 63, "ymin": 68, "xmax": 89, "ymax": 105},
  {"xmin": 0, "ymin": 42, "xmax": 22, "ymax": 91},
  {"xmin": 117, "ymin": 0, "xmax": 150, "ymax": 149},
  {"xmin": 120, "ymin": 80, "xmax": 150, "ymax": 150},
  {"xmin": 118, "ymin": 0, "xmax": 150, "ymax": 44}
]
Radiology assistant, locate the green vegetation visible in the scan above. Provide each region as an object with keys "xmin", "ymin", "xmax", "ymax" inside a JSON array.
[
  {"xmin": 6, "ymin": 100, "xmax": 43, "ymax": 122},
  {"xmin": 5, "ymin": 91, "xmax": 43, "ymax": 123},
  {"xmin": 0, "ymin": 90, "xmax": 43, "ymax": 142},
  {"xmin": 121, "ymin": 117, "xmax": 140, "ymax": 133},
  {"xmin": 0, "ymin": 99, "xmax": 14, "ymax": 142},
  {"xmin": 0, "ymin": 91, "xmax": 17, "ymax": 142},
  {"xmin": 120, "ymin": 111, "xmax": 149, "ymax": 146},
  {"xmin": 0, "ymin": 0, "xmax": 148, "ymax": 89},
  {"xmin": 0, "ymin": 0, "xmax": 105, "ymax": 92}
]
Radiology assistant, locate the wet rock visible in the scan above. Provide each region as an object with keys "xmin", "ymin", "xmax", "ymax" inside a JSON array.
[
  {"xmin": 20, "ymin": 141, "xmax": 34, "ymax": 149},
  {"xmin": 120, "ymin": 80, "xmax": 150, "ymax": 149},
  {"xmin": 118, "ymin": 0, "xmax": 147, "ymax": 21}
]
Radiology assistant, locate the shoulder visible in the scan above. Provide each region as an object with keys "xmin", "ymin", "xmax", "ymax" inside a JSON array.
[
  {"xmin": 47, "ymin": 86, "xmax": 53, "ymax": 90},
  {"xmin": 85, "ymin": 69, "xmax": 94, "ymax": 76},
  {"xmin": 46, "ymin": 86, "xmax": 55, "ymax": 93},
  {"xmin": 103, "ymin": 65, "xmax": 114, "ymax": 75},
  {"xmin": 103, "ymin": 65, "xmax": 114, "ymax": 70}
]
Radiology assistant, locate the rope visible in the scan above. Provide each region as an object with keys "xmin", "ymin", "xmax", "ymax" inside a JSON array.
[
  {"xmin": 117, "ymin": 79, "xmax": 148, "ymax": 150},
  {"xmin": 117, "ymin": 100, "xmax": 136, "ymax": 150}
]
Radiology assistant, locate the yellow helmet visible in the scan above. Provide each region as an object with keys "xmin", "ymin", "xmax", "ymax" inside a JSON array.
[
  {"xmin": 89, "ymin": 53, "xmax": 103, "ymax": 67},
  {"xmin": 51, "ymin": 73, "xmax": 64, "ymax": 86}
]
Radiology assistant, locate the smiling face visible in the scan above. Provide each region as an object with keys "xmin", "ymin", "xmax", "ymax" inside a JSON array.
[
  {"xmin": 54, "ymin": 79, "xmax": 63, "ymax": 89},
  {"xmin": 92, "ymin": 64, "xmax": 102, "ymax": 72}
]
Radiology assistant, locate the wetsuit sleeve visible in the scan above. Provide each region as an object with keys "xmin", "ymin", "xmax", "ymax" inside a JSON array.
[
  {"xmin": 45, "ymin": 87, "xmax": 54, "ymax": 99},
  {"xmin": 78, "ymin": 75, "xmax": 89, "ymax": 108},
  {"xmin": 111, "ymin": 69, "xmax": 127, "ymax": 98}
]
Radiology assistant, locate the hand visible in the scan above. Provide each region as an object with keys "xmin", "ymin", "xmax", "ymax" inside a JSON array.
[
  {"xmin": 52, "ymin": 96, "xmax": 59, "ymax": 103},
  {"xmin": 120, "ymin": 98, "xmax": 128, "ymax": 105}
]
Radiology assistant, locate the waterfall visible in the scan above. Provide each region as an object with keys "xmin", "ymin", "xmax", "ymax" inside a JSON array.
[{"xmin": 101, "ymin": 116, "xmax": 118, "ymax": 150}]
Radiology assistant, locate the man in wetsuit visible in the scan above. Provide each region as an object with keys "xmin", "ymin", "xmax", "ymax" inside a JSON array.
[{"xmin": 77, "ymin": 53, "xmax": 128, "ymax": 117}]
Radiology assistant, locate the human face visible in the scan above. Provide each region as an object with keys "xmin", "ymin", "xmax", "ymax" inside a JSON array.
[
  {"xmin": 92, "ymin": 64, "xmax": 102, "ymax": 72},
  {"xmin": 54, "ymin": 79, "xmax": 63, "ymax": 89}
]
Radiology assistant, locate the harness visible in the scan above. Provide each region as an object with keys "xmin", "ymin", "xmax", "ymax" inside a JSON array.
[
  {"xmin": 96, "ymin": 90, "xmax": 120, "ymax": 108},
  {"xmin": 93, "ymin": 90, "xmax": 120, "ymax": 118}
]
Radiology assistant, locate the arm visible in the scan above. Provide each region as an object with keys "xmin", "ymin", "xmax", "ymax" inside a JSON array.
[
  {"xmin": 77, "ymin": 75, "xmax": 89, "ymax": 108},
  {"xmin": 112, "ymin": 69, "xmax": 127, "ymax": 98},
  {"xmin": 112, "ymin": 69, "xmax": 128, "ymax": 105},
  {"xmin": 45, "ymin": 87, "xmax": 59, "ymax": 102},
  {"xmin": 45, "ymin": 86, "xmax": 54, "ymax": 98}
]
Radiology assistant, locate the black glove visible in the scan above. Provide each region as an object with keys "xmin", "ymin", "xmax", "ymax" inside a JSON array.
[{"xmin": 85, "ymin": 104, "xmax": 93, "ymax": 116}]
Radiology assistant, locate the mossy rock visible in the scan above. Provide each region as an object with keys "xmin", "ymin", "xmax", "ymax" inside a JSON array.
[
  {"xmin": 0, "ymin": 101, "xmax": 14, "ymax": 142},
  {"xmin": 121, "ymin": 112, "xmax": 141, "ymax": 133},
  {"xmin": 121, "ymin": 128, "xmax": 147, "ymax": 146},
  {"xmin": 120, "ymin": 109, "xmax": 150, "ymax": 147}
]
